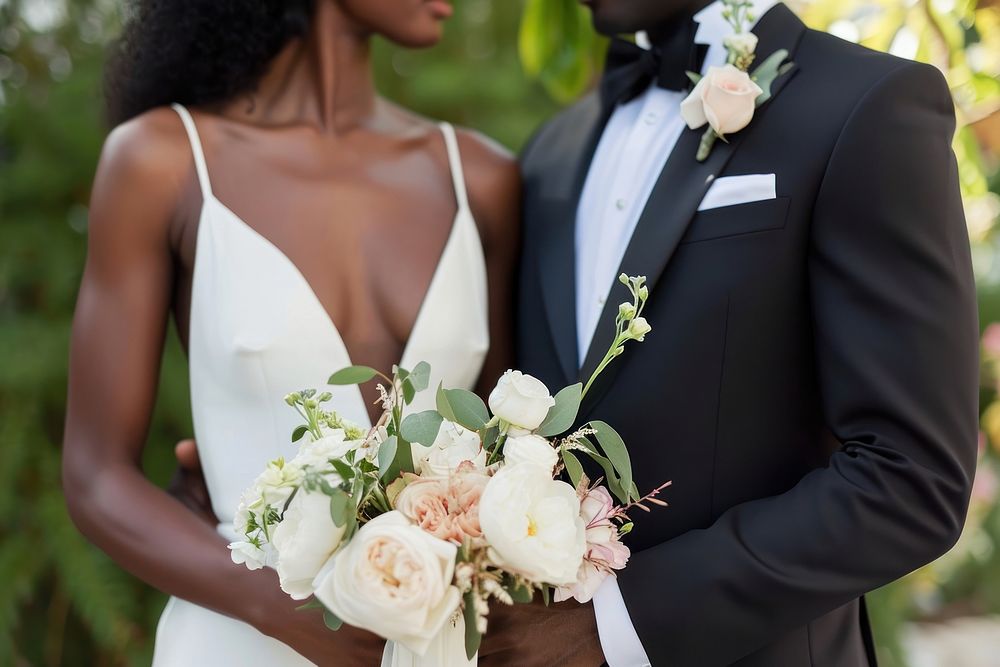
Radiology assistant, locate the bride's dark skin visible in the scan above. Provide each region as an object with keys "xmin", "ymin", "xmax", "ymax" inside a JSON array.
[{"xmin": 62, "ymin": 0, "xmax": 603, "ymax": 663}]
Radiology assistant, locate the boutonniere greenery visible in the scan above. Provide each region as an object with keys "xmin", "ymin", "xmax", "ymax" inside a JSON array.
[{"xmin": 680, "ymin": 0, "xmax": 795, "ymax": 162}]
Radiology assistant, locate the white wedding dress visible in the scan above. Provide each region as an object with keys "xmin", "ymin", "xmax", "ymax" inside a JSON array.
[{"xmin": 152, "ymin": 104, "xmax": 489, "ymax": 666}]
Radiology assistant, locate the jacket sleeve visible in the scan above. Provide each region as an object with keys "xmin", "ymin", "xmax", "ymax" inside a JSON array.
[{"xmin": 616, "ymin": 61, "xmax": 980, "ymax": 666}]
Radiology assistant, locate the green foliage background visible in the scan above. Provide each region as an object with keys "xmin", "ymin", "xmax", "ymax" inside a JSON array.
[{"xmin": 0, "ymin": 0, "xmax": 998, "ymax": 665}]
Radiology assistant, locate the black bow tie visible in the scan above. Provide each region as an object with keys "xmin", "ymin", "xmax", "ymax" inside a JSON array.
[{"xmin": 600, "ymin": 20, "xmax": 708, "ymax": 109}]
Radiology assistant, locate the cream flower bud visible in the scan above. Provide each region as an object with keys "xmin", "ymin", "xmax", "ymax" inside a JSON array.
[{"xmin": 627, "ymin": 317, "xmax": 652, "ymax": 342}]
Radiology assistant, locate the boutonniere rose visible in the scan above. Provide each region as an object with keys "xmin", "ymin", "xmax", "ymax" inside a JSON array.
[
  {"xmin": 683, "ymin": 0, "xmax": 795, "ymax": 161},
  {"xmin": 681, "ymin": 65, "xmax": 763, "ymax": 138}
]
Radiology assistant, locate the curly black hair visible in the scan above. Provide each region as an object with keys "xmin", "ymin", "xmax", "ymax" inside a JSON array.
[{"xmin": 104, "ymin": 0, "xmax": 316, "ymax": 126}]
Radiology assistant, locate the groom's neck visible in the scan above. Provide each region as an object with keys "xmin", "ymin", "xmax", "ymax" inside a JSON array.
[{"xmin": 644, "ymin": 0, "xmax": 714, "ymax": 43}]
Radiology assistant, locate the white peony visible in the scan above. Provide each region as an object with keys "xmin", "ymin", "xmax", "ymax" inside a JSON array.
[
  {"xmin": 271, "ymin": 483, "xmax": 348, "ymax": 600},
  {"xmin": 479, "ymin": 463, "xmax": 586, "ymax": 585},
  {"xmin": 233, "ymin": 458, "xmax": 302, "ymax": 535},
  {"xmin": 417, "ymin": 420, "xmax": 486, "ymax": 477},
  {"xmin": 502, "ymin": 434, "xmax": 559, "ymax": 474},
  {"xmin": 228, "ymin": 540, "xmax": 271, "ymax": 571},
  {"xmin": 313, "ymin": 511, "xmax": 461, "ymax": 656},
  {"xmin": 488, "ymin": 370, "xmax": 555, "ymax": 432},
  {"xmin": 680, "ymin": 64, "xmax": 763, "ymax": 137},
  {"xmin": 291, "ymin": 429, "xmax": 359, "ymax": 470}
]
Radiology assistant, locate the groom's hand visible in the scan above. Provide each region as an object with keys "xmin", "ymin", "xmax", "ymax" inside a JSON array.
[
  {"xmin": 479, "ymin": 596, "xmax": 604, "ymax": 666},
  {"xmin": 167, "ymin": 438, "xmax": 218, "ymax": 525}
]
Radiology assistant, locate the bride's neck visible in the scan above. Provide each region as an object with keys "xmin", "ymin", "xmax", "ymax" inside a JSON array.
[{"xmin": 236, "ymin": 1, "xmax": 376, "ymax": 133}]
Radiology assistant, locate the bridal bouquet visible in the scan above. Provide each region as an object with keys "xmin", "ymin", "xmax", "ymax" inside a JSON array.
[{"xmin": 229, "ymin": 275, "xmax": 670, "ymax": 665}]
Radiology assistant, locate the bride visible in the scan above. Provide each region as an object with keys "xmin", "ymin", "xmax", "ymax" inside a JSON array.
[{"xmin": 60, "ymin": 0, "xmax": 527, "ymax": 664}]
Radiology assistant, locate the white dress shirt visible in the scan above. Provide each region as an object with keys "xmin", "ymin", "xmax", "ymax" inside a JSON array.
[{"xmin": 578, "ymin": 2, "xmax": 778, "ymax": 665}]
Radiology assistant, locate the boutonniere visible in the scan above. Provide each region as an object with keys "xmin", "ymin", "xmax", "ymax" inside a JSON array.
[{"xmin": 680, "ymin": 0, "xmax": 795, "ymax": 162}]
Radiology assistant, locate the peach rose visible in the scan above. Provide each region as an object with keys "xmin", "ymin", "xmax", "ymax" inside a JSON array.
[
  {"xmin": 680, "ymin": 64, "xmax": 763, "ymax": 138},
  {"xmin": 395, "ymin": 467, "xmax": 489, "ymax": 544}
]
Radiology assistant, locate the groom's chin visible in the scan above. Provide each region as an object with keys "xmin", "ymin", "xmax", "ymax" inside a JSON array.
[
  {"xmin": 580, "ymin": 0, "xmax": 705, "ymax": 37},
  {"xmin": 580, "ymin": 0, "xmax": 638, "ymax": 37}
]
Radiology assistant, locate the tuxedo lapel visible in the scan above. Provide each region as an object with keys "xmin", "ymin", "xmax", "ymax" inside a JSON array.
[
  {"xmin": 537, "ymin": 94, "xmax": 612, "ymax": 386},
  {"xmin": 578, "ymin": 3, "xmax": 807, "ymax": 416}
]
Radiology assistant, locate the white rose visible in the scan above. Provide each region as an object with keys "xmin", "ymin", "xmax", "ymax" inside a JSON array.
[
  {"xmin": 271, "ymin": 484, "xmax": 348, "ymax": 600},
  {"xmin": 723, "ymin": 32, "xmax": 759, "ymax": 56},
  {"xmin": 502, "ymin": 434, "xmax": 559, "ymax": 474},
  {"xmin": 479, "ymin": 463, "xmax": 586, "ymax": 585},
  {"xmin": 418, "ymin": 420, "xmax": 486, "ymax": 477},
  {"xmin": 680, "ymin": 64, "xmax": 763, "ymax": 137},
  {"xmin": 488, "ymin": 370, "xmax": 556, "ymax": 432},
  {"xmin": 313, "ymin": 511, "xmax": 461, "ymax": 656}
]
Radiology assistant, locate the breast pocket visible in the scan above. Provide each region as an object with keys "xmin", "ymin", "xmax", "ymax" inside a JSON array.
[{"xmin": 680, "ymin": 196, "xmax": 791, "ymax": 245}]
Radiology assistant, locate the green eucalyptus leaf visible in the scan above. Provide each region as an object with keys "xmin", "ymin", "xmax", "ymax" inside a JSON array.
[
  {"xmin": 407, "ymin": 361, "xmax": 431, "ymax": 392},
  {"xmin": 575, "ymin": 436, "xmax": 629, "ymax": 504},
  {"xmin": 591, "ymin": 421, "xmax": 634, "ymax": 503},
  {"xmin": 402, "ymin": 380, "xmax": 416, "ymax": 405},
  {"xmin": 400, "ymin": 410, "xmax": 444, "ymax": 447},
  {"xmin": 502, "ymin": 575, "xmax": 534, "ymax": 604},
  {"xmin": 323, "ymin": 608, "xmax": 344, "ymax": 631},
  {"xmin": 463, "ymin": 590, "xmax": 482, "ymax": 660},
  {"xmin": 291, "ymin": 425, "xmax": 309, "ymax": 443},
  {"xmin": 751, "ymin": 48, "xmax": 790, "ymax": 106},
  {"xmin": 562, "ymin": 449, "xmax": 584, "ymax": 488},
  {"xmin": 328, "ymin": 365, "xmax": 380, "ymax": 386},
  {"xmin": 536, "ymin": 383, "xmax": 583, "ymax": 437},
  {"xmin": 329, "ymin": 490, "xmax": 351, "ymax": 527},
  {"xmin": 295, "ymin": 598, "xmax": 324, "ymax": 611},
  {"xmin": 329, "ymin": 458, "xmax": 355, "ymax": 481},
  {"xmin": 378, "ymin": 435, "xmax": 399, "ymax": 479},
  {"xmin": 436, "ymin": 388, "xmax": 489, "ymax": 431}
]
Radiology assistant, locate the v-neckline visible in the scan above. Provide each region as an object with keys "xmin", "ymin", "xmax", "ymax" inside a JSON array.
[{"xmin": 203, "ymin": 193, "xmax": 465, "ymax": 378}]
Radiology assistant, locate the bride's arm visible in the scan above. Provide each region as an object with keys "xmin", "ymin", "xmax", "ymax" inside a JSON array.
[
  {"xmin": 458, "ymin": 129, "xmax": 522, "ymax": 396},
  {"xmin": 61, "ymin": 110, "xmax": 383, "ymax": 663}
]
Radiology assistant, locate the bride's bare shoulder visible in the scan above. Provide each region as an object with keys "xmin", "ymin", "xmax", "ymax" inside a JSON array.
[{"xmin": 90, "ymin": 106, "xmax": 197, "ymax": 236}]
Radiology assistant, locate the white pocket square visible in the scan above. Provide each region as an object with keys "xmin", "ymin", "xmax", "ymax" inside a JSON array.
[{"xmin": 698, "ymin": 174, "xmax": 777, "ymax": 212}]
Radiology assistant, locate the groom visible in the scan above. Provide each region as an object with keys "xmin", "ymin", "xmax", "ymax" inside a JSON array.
[{"xmin": 516, "ymin": 0, "xmax": 979, "ymax": 665}]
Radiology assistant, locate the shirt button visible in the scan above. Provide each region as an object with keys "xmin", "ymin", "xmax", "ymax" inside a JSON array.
[
  {"xmin": 644, "ymin": 112, "xmax": 658, "ymax": 125},
  {"xmin": 598, "ymin": 296, "xmax": 606, "ymax": 306},
  {"xmin": 615, "ymin": 198, "xmax": 627, "ymax": 210}
]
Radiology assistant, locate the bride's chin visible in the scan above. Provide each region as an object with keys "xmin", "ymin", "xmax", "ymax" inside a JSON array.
[{"xmin": 387, "ymin": 19, "xmax": 447, "ymax": 50}]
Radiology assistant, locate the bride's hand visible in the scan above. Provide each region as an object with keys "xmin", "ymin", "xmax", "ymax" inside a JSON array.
[
  {"xmin": 167, "ymin": 438, "xmax": 218, "ymax": 525},
  {"xmin": 257, "ymin": 598, "xmax": 386, "ymax": 666},
  {"xmin": 478, "ymin": 596, "xmax": 605, "ymax": 667}
]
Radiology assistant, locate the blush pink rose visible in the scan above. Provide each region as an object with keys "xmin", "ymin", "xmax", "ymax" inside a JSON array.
[
  {"xmin": 680, "ymin": 64, "xmax": 763, "ymax": 137},
  {"xmin": 394, "ymin": 468, "xmax": 489, "ymax": 545},
  {"xmin": 554, "ymin": 485, "xmax": 631, "ymax": 603}
]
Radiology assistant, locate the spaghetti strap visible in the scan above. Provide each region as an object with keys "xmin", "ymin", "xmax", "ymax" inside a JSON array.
[
  {"xmin": 439, "ymin": 123, "xmax": 470, "ymax": 213},
  {"xmin": 171, "ymin": 103, "xmax": 213, "ymax": 198}
]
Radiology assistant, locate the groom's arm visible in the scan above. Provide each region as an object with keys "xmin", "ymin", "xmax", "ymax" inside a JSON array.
[{"xmin": 610, "ymin": 61, "xmax": 979, "ymax": 666}]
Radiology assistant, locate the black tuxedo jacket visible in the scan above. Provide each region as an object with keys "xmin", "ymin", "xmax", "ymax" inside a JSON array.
[{"xmin": 516, "ymin": 5, "xmax": 979, "ymax": 666}]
